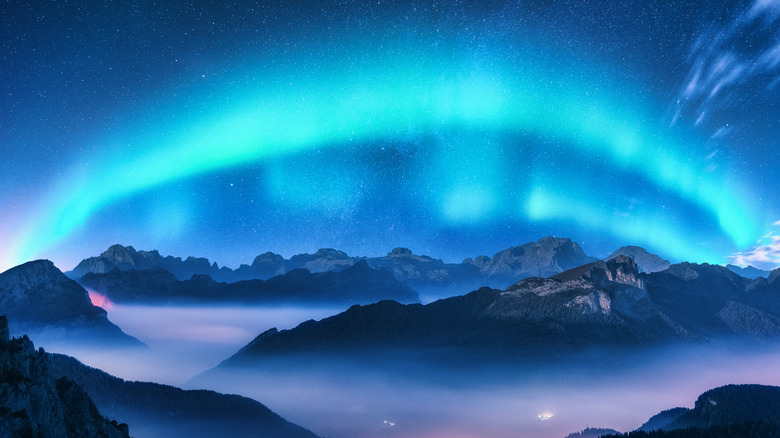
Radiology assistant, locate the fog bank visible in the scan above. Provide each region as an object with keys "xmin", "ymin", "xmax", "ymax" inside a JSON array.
[{"xmin": 38, "ymin": 302, "xmax": 780, "ymax": 438}]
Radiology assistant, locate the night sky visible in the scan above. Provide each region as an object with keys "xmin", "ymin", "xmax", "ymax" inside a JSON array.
[{"xmin": 2, "ymin": 0, "xmax": 778, "ymax": 272}]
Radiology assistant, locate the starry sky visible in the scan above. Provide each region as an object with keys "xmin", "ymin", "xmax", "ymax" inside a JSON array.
[{"xmin": 1, "ymin": 0, "xmax": 779, "ymax": 272}]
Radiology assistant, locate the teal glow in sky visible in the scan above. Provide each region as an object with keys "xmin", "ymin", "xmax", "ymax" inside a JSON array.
[{"xmin": 1, "ymin": 0, "xmax": 777, "ymax": 271}]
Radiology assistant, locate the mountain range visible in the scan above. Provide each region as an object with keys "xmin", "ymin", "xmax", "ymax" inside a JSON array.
[
  {"xmin": 209, "ymin": 256, "xmax": 780, "ymax": 371},
  {"xmin": 67, "ymin": 237, "xmax": 602, "ymax": 296},
  {"xmin": 0, "ymin": 260, "xmax": 143, "ymax": 349},
  {"xmin": 3, "ymin": 237, "xmax": 780, "ymax": 438},
  {"xmin": 78, "ymin": 260, "xmax": 420, "ymax": 305}
]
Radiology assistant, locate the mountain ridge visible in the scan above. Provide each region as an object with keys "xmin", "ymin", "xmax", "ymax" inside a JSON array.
[
  {"xmin": 68, "ymin": 237, "xmax": 618, "ymax": 298},
  {"xmin": 595, "ymin": 384, "xmax": 780, "ymax": 438},
  {"xmin": 210, "ymin": 257, "xmax": 780, "ymax": 371},
  {"xmin": 0, "ymin": 260, "xmax": 144, "ymax": 348},
  {"xmin": 79, "ymin": 260, "xmax": 420, "ymax": 305},
  {"xmin": 48, "ymin": 353, "xmax": 321, "ymax": 438}
]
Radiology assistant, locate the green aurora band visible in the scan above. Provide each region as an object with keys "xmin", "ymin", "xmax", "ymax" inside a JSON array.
[{"xmin": 6, "ymin": 46, "xmax": 758, "ymax": 268}]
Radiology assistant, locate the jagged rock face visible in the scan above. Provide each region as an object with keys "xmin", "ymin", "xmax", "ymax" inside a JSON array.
[
  {"xmin": 549, "ymin": 256, "xmax": 644, "ymax": 290},
  {"xmin": 220, "ymin": 257, "xmax": 780, "ymax": 367},
  {"xmin": 100, "ymin": 244, "xmax": 150, "ymax": 269},
  {"xmin": 67, "ymin": 244, "xmax": 222, "ymax": 281},
  {"xmin": 69, "ymin": 238, "xmax": 603, "ymax": 294},
  {"xmin": 0, "ymin": 317, "xmax": 130, "ymax": 438},
  {"xmin": 222, "ymin": 257, "xmax": 707, "ymax": 366},
  {"xmin": 0, "ymin": 260, "xmax": 143, "ymax": 347},
  {"xmin": 590, "ymin": 256, "xmax": 645, "ymax": 289},
  {"xmin": 607, "ymin": 246, "xmax": 671, "ymax": 273},
  {"xmin": 289, "ymin": 248, "xmax": 355, "ymax": 273},
  {"xmin": 479, "ymin": 237, "xmax": 598, "ymax": 288},
  {"xmin": 605, "ymin": 256, "xmax": 643, "ymax": 286}
]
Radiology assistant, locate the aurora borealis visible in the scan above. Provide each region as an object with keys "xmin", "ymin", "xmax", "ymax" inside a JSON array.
[{"xmin": 2, "ymin": 0, "xmax": 779, "ymax": 271}]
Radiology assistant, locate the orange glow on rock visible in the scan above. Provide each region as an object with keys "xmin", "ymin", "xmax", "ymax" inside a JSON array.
[{"xmin": 88, "ymin": 290, "xmax": 114, "ymax": 311}]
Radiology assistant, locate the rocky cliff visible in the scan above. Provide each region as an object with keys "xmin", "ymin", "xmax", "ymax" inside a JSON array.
[
  {"xmin": 0, "ymin": 315, "xmax": 130, "ymax": 438},
  {"xmin": 0, "ymin": 260, "xmax": 143, "ymax": 348}
]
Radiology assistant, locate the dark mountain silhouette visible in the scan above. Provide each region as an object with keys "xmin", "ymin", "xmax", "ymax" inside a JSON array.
[
  {"xmin": 69, "ymin": 237, "xmax": 602, "ymax": 299},
  {"xmin": 211, "ymin": 257, "xmax": 780, "ymax": 370},
  {"xmin": 638, "ymin": 407, "xmax": 689, "ymax": 432},
  {"xmin": 665, "ymin": 384, "xmax": 780, "ymax": 430},
  {"xmin": 598, "ymin": 385, "xmax": 780, "ymax": 438},
  {"xmin": 79, "ymin": 260, "xmax": 420, "ymax": 305},
  {"xmin": 48, "ymin": 354, "xmax": 320, "ymax": 438},
  {"xmin": 0, "ymin": 316, "xmax": 131, "ymax": 438},
  {"xmin": 607, "ymin": 246, "xmax": 670, "ymax": 273},
  {"xmin": 0, "ymin": 315, "xmax": 319, "ymax": 438},
  {"xmin": 645, "ymin": 263, "xmax": 780, "ymax": 338},
  {"xmin": 725, "ymin": 264, "xmax": 771, "ymax": 279},
  {"xmin": 0, "ymin": 260, "xmax": 143, "ymax": 348},
  {"xmin": 565, "ymin": 427, "xmax": 620, "ymax": 438}
]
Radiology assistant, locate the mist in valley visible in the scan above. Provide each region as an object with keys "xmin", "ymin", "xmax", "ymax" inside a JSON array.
[
  {"xmin": 190, "ymin": 343, "xmax": 780, "ymax": 438},
  {"xmin": 39, "ymin": 299, "xmax": 345, "ymax": 385},
  {"xmin": 37, "ymin": 299, "xmax": 780, "ymax": 438}
]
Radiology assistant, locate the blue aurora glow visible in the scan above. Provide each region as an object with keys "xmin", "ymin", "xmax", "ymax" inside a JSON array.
[{"xmin": 1, "ymin": 1, "xmax": 776, "ymax": 271}]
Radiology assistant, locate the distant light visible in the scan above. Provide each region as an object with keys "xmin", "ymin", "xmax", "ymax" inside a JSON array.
[{"xmin": 538, "ymin": 412, "xmax": 554, "ymax": 421}]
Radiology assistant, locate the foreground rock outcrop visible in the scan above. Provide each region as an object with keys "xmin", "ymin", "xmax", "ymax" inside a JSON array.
[
  {"xmin": 0, "ymin": 260, "xmax": 143, "ymax": 348},
  {"xmin": 0, "ymin": 315, "xmax": 130, "ymax": 438}
]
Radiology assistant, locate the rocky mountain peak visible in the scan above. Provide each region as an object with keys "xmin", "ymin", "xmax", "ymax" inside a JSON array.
[
  {"xmin": 552, "ymin": 256, "xmax": 644, "ymax": 289},
  {"xmin": 602, "ymin": 255, "xmax": 644, "ymax": 288},
  {"xmin": 537, "ymin": 236, "xmax": 564, "ymax": 244},
  {"xmin": 607, "ymin": 246, "xmax": 671, "ymax": 273},
  {"xmin": 0, "ymin": 261, "xmax": 144, "ymax": 347},
  {"xmin": 99, "ymin": 244, "xmax": 137, "ymax": 263},
  {"xmin": 311, "ymin": 248, "xmax": 350, "ymax": 259},
  {"xmin": 0, "ymin": 260, "xmax": 69, "ymax": 290},
  {"xmin": 252, "ymin": 252, "xmax": 285, "ymax": 265},
  {"xmin": 479, "ymin": 236, "xmax": 598, "ymax": 287},
  {"xmin": 388, "ymin": 247, "xmax": 413, "ymax": 257}
]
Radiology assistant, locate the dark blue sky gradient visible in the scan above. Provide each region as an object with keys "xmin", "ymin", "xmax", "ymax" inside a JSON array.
[{"xmin": 1, "ymin": 0, "xmax": 778, "ymax": 271}]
